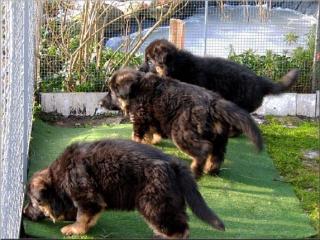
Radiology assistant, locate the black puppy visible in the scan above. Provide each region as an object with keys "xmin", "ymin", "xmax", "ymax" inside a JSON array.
[
  {"xmin": 23, "ymin": 139, "xmax": 225, "ymax": 238},
  {"xmin": 141, "ymin": 39, "xmax": 299, "ymax": 113}
]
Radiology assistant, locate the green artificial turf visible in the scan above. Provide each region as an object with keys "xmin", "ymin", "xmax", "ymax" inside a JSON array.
[{"xmin": 23, "ymin": 119, "xmax": 317, "ymax": 239}]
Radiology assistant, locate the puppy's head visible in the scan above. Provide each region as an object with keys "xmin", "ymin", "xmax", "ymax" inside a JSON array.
[
  {"xmin": 144, "ymin": 39, "xmax": 178, "ymax": 77},
  {"xmin": 109, "ymin": 68, "xmax": 144, "ymax": 101},
  {"xmin": 23, "ymin": 168, "xmax": 65, "ymax": 223},
  {"xmin": 99, "ymin": 91, "xmax": 121, "ymax": 111}
]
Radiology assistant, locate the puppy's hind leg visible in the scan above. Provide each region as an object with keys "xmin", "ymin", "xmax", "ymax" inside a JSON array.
[
  {"xmin": 204, "ymin": 135, "xmax": 228, "ymax": 176},
  {"xmin": 171, "ymin": 130, "xmax": 213, "ymax": 179},
  {"xmin": 137, "ymin": 169, "xmax": 189, "ymax": 239},
  {"xmin": 139, "ymin": 199, "xmax": 189, "ymax": 239},
  {"xmin": 142, "ymin": 127, "xmax": 162, "ymax": 145}
]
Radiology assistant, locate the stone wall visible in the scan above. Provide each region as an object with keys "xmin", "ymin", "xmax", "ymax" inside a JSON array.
[{"xmin": 41, "ymin": 91, "xmax": 319, "ymax": 117}]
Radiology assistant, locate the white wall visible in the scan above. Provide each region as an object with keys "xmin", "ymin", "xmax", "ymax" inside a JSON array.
[{"xmin": 41, "ymin": 91, "xmax": 320, "ymax": 117}]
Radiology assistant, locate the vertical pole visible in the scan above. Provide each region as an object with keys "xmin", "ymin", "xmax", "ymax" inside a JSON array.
[
  {"xmin": 169, "ymin": 18, "xmax": 178, "ymax": 44},
  {"xmin": 169, "ymin": 19, "xmax": 185, "ymax": 49},
  {"xmin": 204, "ymin": 0, "xmax": 208, "ymax": 56},
  {"xmin": 312, "ymin": 0, "xmax": 320, "ymax": 92},
  {"xmin": 23, "ymin": 0, "xmax": 30, "ymax": 185},
  {"xmin": 35, "ymin": 0, "xmax": 42, "ymax": 102},
  {"xmin": 1, "ymin": 0, "xmax": 34, "ymax": 237},
  {"xmin": 176, "ymin": 20, "xmax": 185, "ymax": 49}
]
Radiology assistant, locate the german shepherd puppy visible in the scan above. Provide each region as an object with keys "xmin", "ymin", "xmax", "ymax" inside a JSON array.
[
  {"xmin": 99, "ymin": 91, "xmax": 162, "ymax": 145},
  {"xmin": 23, "ymin": 139, "xmax": 225, "ymax": 238},
  {"xmin": 140, "ymin": 39, "xmax": 299, "ymax": 113},
  {"xmin": 108, "ymin": 68, "xmax": 263, "ymax": 177}
]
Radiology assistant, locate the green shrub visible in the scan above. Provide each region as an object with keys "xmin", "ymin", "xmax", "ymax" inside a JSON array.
[
  {"xmin": 228, "ymin": 25, "xmax": 316, "ymax": 93},
  {"xmin": 40, "ymin": 38, "xmax": 143, "ymax": 92}
]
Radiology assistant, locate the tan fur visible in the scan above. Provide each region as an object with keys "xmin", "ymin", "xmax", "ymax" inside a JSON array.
[
  {"xmin": 213, "ymin": 122, "xmax": 224, "ymax": 134},
  {"xmin": 38, "ymin": 205, "xmax": 56, "ymax": 223},
  {"xmin": 155, "ymin": 66, "xmax": 166, "ymax": 77},
  {"xmin": 61, "ymin": 212, "xmax": 97, "ymax": 236},
  {"xmin": 119, "ymin": 98, "xmax": 129, "ymax": 115},
  {"xmin": 141, "ymin": 127, "xmax": 162, "ymax": 145},
  {"xmin": 31, "ymin": 168, "xmax": 49, "ymax": 189},
  {"xmin": 145, "ymin": 220, "xmax": 189, "ymax": 239},
  {"xmin": 204, "ymin": 154, "xmax": 222, "ymax": 175},
  {"xmin": 151, "ymin": 133, "xmax": 162, "ymax": 145},
  {"xmin": 88, "ymin": 211, "xmax": 103, "ymax": 227},
  {"xmin": 190, "ymin": 159, "xmax": 201, "ymax": 179},
  {"xmin": 132, "ymin": 132, "xmax": 143, "ymax": 143}
]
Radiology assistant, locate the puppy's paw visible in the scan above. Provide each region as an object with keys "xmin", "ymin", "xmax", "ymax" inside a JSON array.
[
  {"xmin": 191, "ymin": 168, "xmax": 203, "ymax": 180},
  {"xmin": 61, "ymin": 223, "xmax": 87, "ymax": 236},
  {"xmin": 132, "ymin": 134, "xmax": 142, "ymax": 143},
  {"xmin": 205, "ymin": 168, "xmax": 220, "ymax": 176},
  {"xmin": 151, "ymin": 133, "xmax": 162, "ymax": 145},
  {"xmin": 204, "ymin": 158, "xmax": 221, "ymax": 176},
  {"xmin": 191, "ymin": 162, "xmax": 203, "ymax": 180}
]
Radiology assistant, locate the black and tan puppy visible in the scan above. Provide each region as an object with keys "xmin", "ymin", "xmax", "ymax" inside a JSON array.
[
  {"xmin": 23, "ymin": 139, "xmax": 225, "ymax": 238},
  {"xmin": 99, "ymin": 90, "xmax": 121, "ymax": 111},
  {"xmin": 99, "ymin": 91, "xmax": 162, "ymax": 145},
  {"xmin": 140, "ymin": 39, "xmax": 299, "ymax": 113},
  {"xmin": 108, "ymin": 68, "xmax": 263, "ymax": 177}
]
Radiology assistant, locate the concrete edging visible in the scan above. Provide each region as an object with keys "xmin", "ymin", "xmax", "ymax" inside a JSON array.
[
  {"xmin": 41, "ymin": 91, "xmax": 319, "ymax": 117},
  {"xmin": 41, "ymin": 92, "xmax": 107, "ymax": 116}
]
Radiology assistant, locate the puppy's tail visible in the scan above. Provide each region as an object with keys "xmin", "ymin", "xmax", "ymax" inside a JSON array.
[
  {"xmin": 214, "ymin": 99, "xmax": 263, "ymax": 151},
  {"xmin": 170, "ymin": 160, "xmax": 225, "ymax": 231},
  {"xmin": 265, "ymin": 69, "xmax": 299, "ymax": 95}
]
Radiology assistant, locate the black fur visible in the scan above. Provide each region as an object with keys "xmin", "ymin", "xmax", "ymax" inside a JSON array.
[{"xmin": 141, "ymin": 39, "xmax": 299, "ymax": 113}]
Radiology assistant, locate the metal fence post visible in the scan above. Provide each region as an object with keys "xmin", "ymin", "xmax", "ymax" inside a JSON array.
[
  {"xmin": 23, "ymin": 0, "xmax": 30, "ymax": 185},
  {"xmin": 0, "ymin": 0, "xmax": 35, "ymax": 238},
  {"xmin": 312, "ymin": 0, "xmax": 320, "ymax": 92},
  {"xmin": 204, "ymin": 0, "xmax": 208, "ymax": 56}
]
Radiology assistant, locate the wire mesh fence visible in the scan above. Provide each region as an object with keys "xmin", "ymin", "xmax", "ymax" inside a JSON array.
[
  {"xmin": 0, "ymin": 0, "xmax": 36, "ymax": 238},
  {"xmin": 37, "ymin": 0, "xmax": 319, "ymax": 93}
]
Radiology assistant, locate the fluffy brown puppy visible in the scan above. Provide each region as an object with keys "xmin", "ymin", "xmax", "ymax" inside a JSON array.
[
  {"xmin": 109, "ymin": 68, "xmax": 263, "ymax": 177},
  {"xmin": 23, "ymin": 139, "xmax": 225, "ymax": 238},
  {"xmin": 99, "ymin": 91, "xmax": 162, "ymax": 145},
  {"xmin": 140, "ymin": 39, "xmax": 299, "ymax": 113}
]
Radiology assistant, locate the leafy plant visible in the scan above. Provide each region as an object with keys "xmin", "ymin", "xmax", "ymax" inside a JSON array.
[
  {"xmin": 284, "ymin": 32, "xmax": 299, "ymax": 45},
  {"xmin": 228, "ymin": 25, "xmax": 316, "ymax": 93},
  {"xmin": 40, "ymin": 47, "xmax": 143, "ymax": 92}
]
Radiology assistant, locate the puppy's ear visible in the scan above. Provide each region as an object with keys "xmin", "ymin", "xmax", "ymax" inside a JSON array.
[
  {"xmin": 38, "ymin": 185, "xmax": 54, "ymax": 203},
  {"xmin": 29, "ymin": 168, "xmax": 52, "ymax": 204},
  {"xmin": 114, "ymin": 71, "xmax": 143, "ymax": 99}
]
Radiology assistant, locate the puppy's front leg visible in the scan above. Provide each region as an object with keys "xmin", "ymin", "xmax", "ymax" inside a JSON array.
[
  {"xmin": 132, "ymin": 123, "xmax": 147, "ymax": 143},
  {"xmin": 60, "ymin": 208, "xmax": 102, "ymax": 236},
  {"xmin": 131, "ymin": 113, "xmax": 152, "ymax": 143}
]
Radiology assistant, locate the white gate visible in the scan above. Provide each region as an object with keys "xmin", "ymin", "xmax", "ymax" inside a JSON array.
[{"xmin": 0, "ymin": 0, "xmax": 36, "ymax": 238}]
